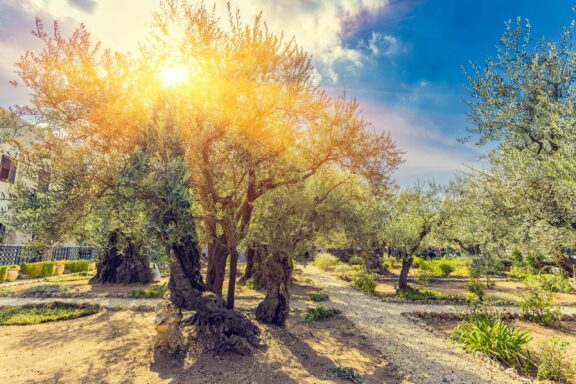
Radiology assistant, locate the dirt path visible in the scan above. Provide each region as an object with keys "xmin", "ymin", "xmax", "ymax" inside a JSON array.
[{"xmin": 303, "ymin": 266, "xmax": 526, "ymax": 384}]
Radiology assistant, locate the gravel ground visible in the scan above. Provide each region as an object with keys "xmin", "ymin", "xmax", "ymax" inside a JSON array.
[{"xmin": 302, "ymin": 265, "xmax": 527, "ymax": 384}]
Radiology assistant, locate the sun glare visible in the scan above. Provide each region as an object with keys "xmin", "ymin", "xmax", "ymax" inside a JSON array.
[{"xmin": 158, "ymin": 63, "xmax": 189, "ymax": 87}]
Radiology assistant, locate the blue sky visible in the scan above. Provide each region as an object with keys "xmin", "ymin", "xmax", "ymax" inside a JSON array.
[{"xmin": 0, "ymin": 0, "xmax": 573, "ymax": 185}]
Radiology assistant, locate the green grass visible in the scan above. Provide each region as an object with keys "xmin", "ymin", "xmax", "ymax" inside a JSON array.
[
  {"xmin": 307, "ymin": 291, "xmax": 329, "ymax": 302},
  {"xmin": 452, "ymin": 317, "xmax": 534, "ymax": 373},
  {"xmin": 304, "ymin": 306, "xmax": 341, "ymax": 323},
  {"xmin": 0, "ymin": 287, "xmax": 14, "ymax": 294},
  {"xmin": 328, "ymin": 367, "xmax": 365, "ymax": 384},
  {"xmin": 45, "ymin": 271, "xmax": 95, "ymax": 282},
  {"xmin": 130, "ymin": 284, "xmax": 168, "ymax": 298},
  {"xmin": 21, "ymin": 284, "xmax": 68, "ymax": 297},
  {"xmin": 0, "ymin": 302, "xmax": 100, "ymax": 325},
  {"xmin": 397, "ymin": 286, "xmax": 452, "ymax": 300}
]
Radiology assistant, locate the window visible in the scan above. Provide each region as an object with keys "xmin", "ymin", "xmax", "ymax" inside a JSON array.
[{"xmin": 0, "ymin": 155, "xmax": 17, "ymax": 184}]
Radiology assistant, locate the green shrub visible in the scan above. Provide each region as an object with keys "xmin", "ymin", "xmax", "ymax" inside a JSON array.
[
  {"xmin": 45, "ymin": 271, "xmax": 95, "ymax": 282},
  {"xmin": 353, "ymin": 273, "xmax": 377, "ymax": 294},
  {"xmin": 508, "ymin": 265, "xmax": 530, "ymax": 280},
  {"xmin": 328, "ymin": 367, "xmax": 365, "ymax": 384},
  {"xmin": 382, "ymin": 257, "xmax": 399, "ymax": 269},
  {"xmin": 0, "ymin": 266, "xmax": 7, "ymax": 283},
  {"xmin": 66, "ymin": 260, "xmax": 91, "ymax": 273},
  {"xmin": 245, "ymin": 278, "xmax": 262, "ymax": 290},
  {"xmin": 464, "ymin": 278, "xmax": 487, "ymax": 301},
  {"xmin": 526, "ymin": 273, "xmax": 573, "ymax": 293},
  {"xmin": 452, "ymin": 318, "xmax": 534, "ymax": 373},
  {"xmin": 308, "ymin": 291, "xmax": 329, "ymax": 302},
  {"xmin": 335, "ymin": 264, "xmax": 352, "ymax": 280},
  {"xmin": 21, "ymin": 284, "xmax": 67, "ymax": 297},
  {"xmin": 519, "ymin": 289, "xmax": 561, "ymax": 325},
  {"xmin": 438, "ymin": 260, "xmax": 455, "ymax": 276},
  {"xmin": 21, "ymin": 262, "xmax": 55, "ymax": 278},
  {"xmin": 0, "ymin": 302, "xmax": 99, "ymax": 325},
  {"xmin": 130, "ymin": 284, "xmax": 168, "ymax": 298},
  {"xmin": 350, "ymin": 265, "xmax": 362, "ymax": 272},
  {"xmin": 397, "ymin": 286, "xmax": 450, "ymax": 300},
  {"xmin": 311, "ymin": 253, "xmax": 339, "ymax": 271},
  {"xmin": 304, "ymin": 306, "xmax": 341, "ymax": 323},
  {"xmin": 348, "ymin": 255, "xmax": 362, "ymax": 266},
  {"xmin": 536, "ymin": 338, "xmax": 576, "ymax": 383}
]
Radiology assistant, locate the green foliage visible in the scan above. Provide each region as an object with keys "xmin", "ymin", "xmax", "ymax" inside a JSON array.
[
  {"xmin": 525, "ymin": 273, "xmax": 573, "ymax": 293},
  {"xmin": 397, "ymin": 286, "xmax": 451, "ymax": 300},
  {"xmin": 382, "ymin": 257, "xmax": 399, "ymax": 269},
  {"xmin": 335, "ymin": 264, "xmax": 352, "ymax": 280},
  {"xmin": 307, "ymin": 291, "xmax": 329, "ymax": 302},
  {"xmin": 45, "ymin": 271, "xmax": 95, "ymax": 282},
  {"xmin": 245, "ymin": 278, "xmax": 263, "ymax": 290},
  {"xmin": 303, "ymin": 306, "xmax": 341, "ymax": 323},
  {"xmin": 311, "ymin": 253, "xmax": 339, "ymax": 271},
  {"xmin": 519, "ymin": 289, "xmax": 561, "ymax": 325},
  {"xmin": 348, "ymin": 255, "xmax": 362, "ymax": 266},
  {"xmin": 414, "ymin": 256, "xmax": 466, "ymax": 278},
  {"xmin": 328, "ymin": 367, "xmax": 365, "ymax": 384},
  {"xmin": 464, "ymin": 278, "xmax": 487, "ymax": 301},
  {"xmin": 508, "ymin": 265, "xmax": 531, "ymax": 280},
  {"xmin": 437, "ymin": 260, "xmax": 455, "ymax": 276},
  {"xmin": 21, "ymin": 284, "xmax": 67, "ymax": 297},
  {"xmin": 452, "ymin": 318, "xmax": 534, "ymax": 373},
  {"xmin": 0, "ymin": 302, "xmax": 99, "ymax": 325},
  {"xmin": 536, "ymin": 338, "xmax": 576, "ymax": 383},
  {"xmin": 65, "ymin": 260, "xmax": 91, "ymax": 273},
  {"xmin": 130, "ymin": 284, "xmax": 168, "ymax": 298},
  {"xmin": 20, "ymin": 261, "xmax": 55, "ymax": 278},
  {"xmin": 0, "ymin": 266, "xmax": 7, "ymax": 283},
  {"xmin": 353, "ymin": 273, "xmax": 377, "ymax": 294}
]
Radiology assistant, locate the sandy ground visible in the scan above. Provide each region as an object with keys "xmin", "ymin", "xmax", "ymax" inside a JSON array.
[
  {"xmin": 303, "ymin": 266, "xmax": 525, "ymax": 384},
  {"xmin": 0, "ymin": 282, "xmax": 402, "ymax": 384}
]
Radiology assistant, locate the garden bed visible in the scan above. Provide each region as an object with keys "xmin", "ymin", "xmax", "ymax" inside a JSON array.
[{"xmin": 0, "ymin": 302, "xmax": 100, "ymax": 325}]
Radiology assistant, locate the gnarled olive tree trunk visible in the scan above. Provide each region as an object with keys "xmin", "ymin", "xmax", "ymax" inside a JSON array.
[
  {"xmin": 255, "ymin": 251, "xmax": 292, "ymax": 326},
  {"xmin": 168, "ymin": 234, "xmax": 260, "ymax": 355},
  {"xmin": 90, "ymin": 230, "xmax": 152, "ymax": 284},
  {"xmin": 205, "ymin": 233, "xmax": 228, "ymax": 296},
  {"xmin": 238, "ymin": 244, "xmax": 266, "ymax": 287},
  {"xmin": 398, "ymin": 253, "xmax": 413, "ymax": 291}
]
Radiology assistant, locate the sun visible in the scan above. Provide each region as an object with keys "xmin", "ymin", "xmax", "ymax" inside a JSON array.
[{"xmin": 158, "ymin": 63, "xmax": 189, "ymax": 87}]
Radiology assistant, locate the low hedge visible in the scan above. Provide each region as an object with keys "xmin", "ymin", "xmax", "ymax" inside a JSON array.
[
  {"xmin": 65, "ymin": 260, "xmax": 91, "ymax": 273},
  {"xmin": 21, "ymin": 261, "xmax": 55, "ymax": 278},
  {"xmin": 0, "ymin": 266, "xmax": 7, "ymax": 283}
]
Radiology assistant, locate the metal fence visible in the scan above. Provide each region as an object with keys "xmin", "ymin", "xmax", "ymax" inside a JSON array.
[{"xmin": 0, "ymin": 245, "xmax": 99, "ymax": 265}]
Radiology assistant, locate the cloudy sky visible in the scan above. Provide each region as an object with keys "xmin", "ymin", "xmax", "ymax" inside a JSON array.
[{"xmin": 0, "ymin": 0, "xmax": 573, "ymax": 185}]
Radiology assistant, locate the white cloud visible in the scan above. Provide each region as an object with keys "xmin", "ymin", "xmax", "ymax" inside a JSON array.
[
  {"xmin": 367, "ymin": 32, "xmax": 399, "ymax": 56},
  {"xmin": 358, "ymin": 100, "xmax": 484, "ymax": 186}
]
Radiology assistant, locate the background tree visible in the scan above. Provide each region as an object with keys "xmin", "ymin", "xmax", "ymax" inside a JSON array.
[
  {"xmin": 464, "ymin": 16, "xmax": 576, "ymax": 276},
  {"xmin": 382, "ymin": 184, "xmax": 444, "ymax": 290}
]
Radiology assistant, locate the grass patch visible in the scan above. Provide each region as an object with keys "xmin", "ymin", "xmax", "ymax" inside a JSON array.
[
  {"xmin": 452, "ymin": 317, "xmax": 534, "ymax": 374},
  {"xmin": 307, "ymin": 291, "xmax": 329, "ymax": 302},
  {"xmin": 310, "ymin": 253, "xmax": 339, "ymax": 271},
  {"xmin": 328, "ymin": 367, "xmax": 365, "ymax": 384},
  {"xmin": 0, "ymin": 287, "xmax": 14, "ymax": 294},
  {"xmin": 130, "ymin": 284, "xmax": 168, "ymax": 298},
  {"xmin": 21, "ymin": 284, "xmax": 67, "ymax": 297},
  {"xmin": 397, "ymin": 286, "xmax": 451, "ymax": 300},
  {"xmin": 45, "ymin": 271, "xmax": 95, "ymax": 282},
  {"xmin": 0, "ymin": 302, "xmax": 100, "ymax": 325},
  {"xmin": 353, "ymin": 273, "xmax": 377, "ymax": 294},
  {"xmin": 304, "ymin": 305, "xmax": 341, "ymax": 323}
]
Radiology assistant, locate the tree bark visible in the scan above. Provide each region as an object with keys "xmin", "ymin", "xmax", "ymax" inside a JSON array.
[
  {"xmin": 398, "ymin": 253, "xmax": 413, "ymax": 291},
  {"xmin": 255, "ymin": 251, "xmax": 292, "ymax": 326},
  {"xmin": 90, "ymin": 230, "xmax": 152, "ymax": 285},
  {"xmin": 238, "ymin": 245, "xmax": 266, "ymax": 287},
  {"xmin": 206, "ymin": 233, "xmax": 228, "ymax": 296},
  {"xmin": 363, "ymin": 247, "xmax": 391, "ymax": 275},
  {"xmin": 168, "ymin": 234, "xmax": 260, "ymax": 355},
  {"xmin": 554, "ymin": 253, "xmax": 576, "ymax": 278}
]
